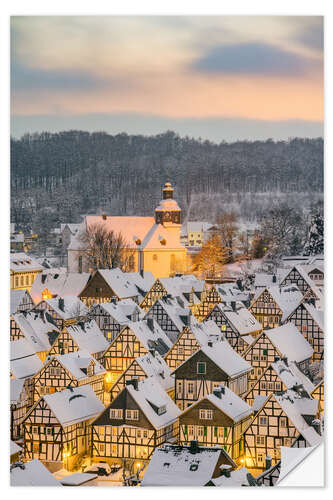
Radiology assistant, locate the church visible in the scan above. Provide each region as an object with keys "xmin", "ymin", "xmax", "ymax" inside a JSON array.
[{"xmin": 68, "ymin": 182, "xmax": 187, "ymax": 278}]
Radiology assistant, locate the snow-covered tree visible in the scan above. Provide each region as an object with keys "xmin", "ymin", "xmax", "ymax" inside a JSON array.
[
  {"xmin": 303, "ymin": 208, "xmax": 324, "ymax": 256},
  {"xmin": 192, "ymin": 234, "xmax": 229, "ymax": 279}
]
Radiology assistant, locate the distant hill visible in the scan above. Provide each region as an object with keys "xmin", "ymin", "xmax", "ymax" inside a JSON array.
[{"xmin": 10, "ymin": 131, "xmax": 323, "ymax": 226}]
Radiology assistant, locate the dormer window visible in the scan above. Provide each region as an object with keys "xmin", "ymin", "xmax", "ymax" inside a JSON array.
[
  {"xmin": 197, "ymin": 362, "xmax": 206, "ymax": 374},
  {"xmin": 157, "ymin": 405, "xmax": 166, "ymax": 415}
]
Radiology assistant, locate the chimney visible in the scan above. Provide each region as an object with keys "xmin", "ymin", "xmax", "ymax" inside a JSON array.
[
  {"xmin": 102, "ymin": 213, "xmax": 107, "ymax": 220},
  {"xmin": 231, "ymin": 301, "xmax": 236, "ymax": 311},
  {"xmin": 140, "ymin": 269, "xmax": 144, "ymax": 278},
  {"xmin": 126, "ymin": 378, "xmax": 139, "ymax": 391},
  {"xmin": 265, "ymin": 455, "xmax": 272, "ymax": 470},
  {"xmin": 189, "ymin": 440, "xmax": 199, "ymax": 454},
  {"xmin": 147, "ymin": 317, "xmax": 154, "ymax": 332},
  {"xmin": 41, "ymin": 274, "xmax": 47, "ymax": 284},
  {"xmin": 221, "ymin": 386, "xmax": 225, "ymax": 395},
  {"xmin": 219, "ymin": 464, "xmax": 232, "ymax": 478},
  {"xmin": 272, "ymin": 274, "xmax": 277, "ymax": 283},
  {"xmin": 111, "ymin": 297, "xmax": 117, "ymax": 305},
  {"xmin": 58, "ymin": 297, "xmax": 64, "ymax": 312},
  {"xmin": 207, "ymin": 340, "xmax": 213, "ymax": 347}
]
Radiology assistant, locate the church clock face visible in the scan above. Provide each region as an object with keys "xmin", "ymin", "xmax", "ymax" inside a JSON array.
[{"xmin": 164, "ymin": 211, "xmax": 171, "ymax": 221}]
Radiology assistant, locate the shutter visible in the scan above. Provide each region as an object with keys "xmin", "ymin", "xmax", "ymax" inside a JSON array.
[
  {"xmin": 214, "ymin": 426, "xmax": 217, "ymax": 437},
  {"xmin": 224, "ymin": 427, "xmax": 228, "ymax": 438},
  {"xmin": 184, "ymin": 424, "xmax": 188, "ymax": 435},
  {"xmin": 204, "ymin": 426, "xmax": 207, "ymax": 437}
]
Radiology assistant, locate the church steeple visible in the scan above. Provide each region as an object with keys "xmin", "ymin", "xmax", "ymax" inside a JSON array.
[{"xmin": 155, "ymin": 181, "xmax": 181, "ymax": 227}]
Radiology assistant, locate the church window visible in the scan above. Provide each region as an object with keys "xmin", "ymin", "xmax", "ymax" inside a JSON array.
[
  {"xmin": 170, "ymin": 254, "xmax": 176, "ymax": 272},
  {"xmin": 153, "ymin": 254, "xmax": 158, "ymax": 262},
  {"xmin": 128, "ymin": 254, "xmax": 135, "ymax": 271}
]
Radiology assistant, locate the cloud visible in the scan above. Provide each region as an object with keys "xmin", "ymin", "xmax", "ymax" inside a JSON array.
[
  {"xmin": 296, "ymin": 21, "xmax": 323, "ymax": 51},
  {"xmin": 10, "ymin": 112, "xmax": 323, "ymax": 143},
  {"xmin": 11, "ymin": 61, "xmax": 108, "ymax": 92},
  {"xmin": 191, "ymin": 42, "xmax": 322, "ymax": 77}
]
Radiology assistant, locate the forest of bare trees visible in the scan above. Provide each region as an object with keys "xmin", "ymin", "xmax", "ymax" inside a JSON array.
[{"xmin": 11, "ymin": 131, "xmax": 323, "ymax": 235}]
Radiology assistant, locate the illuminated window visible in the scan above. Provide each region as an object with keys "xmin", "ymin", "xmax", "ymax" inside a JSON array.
[
  {"xmin": 110, "ymin": 409, "xmax": 123, "ymax": 419},
  {"xmin": 256, "ymin": 435, "xmax": 266, "ymax": 446},
  {"xmin": 199, "ymin": 409, "xmax": 213, "ymax": 420},
  {"xmin": 125, "ymin": 409, "xmax": 139, "ymax": 420}
]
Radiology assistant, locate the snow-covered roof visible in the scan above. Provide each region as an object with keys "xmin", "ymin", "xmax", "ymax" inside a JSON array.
[
  {"xmin": 185, "ymin": 221, "xmax": 214, "ymax": 234},
  {"xmin": 42, "ymin": 296, "xmax": 89, "ymax": 320},
  {"xmin": 135, "ymin": 351, "xmax": 174, "ymax": 392},
  {"xmin": 302, "ymin": 302, "xmax": 324, "ymax": 330},
  {"xmin": 99, "ymin": 268, "xmax": 139, "ymax": 299},
  {"xmin": 214, "ymin": 302, "xmax": 262, "ymax": 335},
  {"xmin": 10, "ymin": 440, "xmax": 22, "ymax": 456},
  {"xmin": 48, "ymin": 350, "xmax": 106, "ymax": 380},
  {"xmin": 271, "ymin": 359, "xmax": 315, "ymax": 394},
  {"xmin": 254, "ymin": 285, "xmax": 303, "ymax": 321},
  {"xmin": 44, "ymin": 384, "xmax": 105, "ymax": 427},
  {"xmin": 10, "ymin": 289, "xmax": 31, "ymax": 315},
  {"xmin": 12, "ymin": 311, "xmax": 60, "ymax": 353},
  {"xmin": 195, "ymin": 385, "xmax": 252, "ymax": 422},
  {"xmin": 10, "ymin": 378, "xmax": 25, "ymax": 404},
  {"xmin": 60, "ymin": 223, "xmax": 81, "ymax": 234},
  {"xmin": 10, "ymin": 459, "xmax": 61, "ymax": 486},
  {"xmin": 30, "ymin": 271, "xmax": 90, "ymax": 304},
  {"xmin": 126, "ymin": 378, "xmax": 180, "ymax": 430},
  {"xmin": 66, "ymin": 320, "xmax": 109, "ymax": 354},
  {"xmin": 211, "ymin": 467, "xmax": 261, "ymax": 487},
  {"xmin": 10, "ymin": 252, "xmax": 43, "ymax": 273},
  {"xmin": 59, "ymin": 472, "xmax": 98, "ymax": 486},
  {"xmin": 252, "ymin": 395, "xmax": 270, "ymax": 413},
  {"xmin": 10, "ymin": 339, "xmax": 43, "ymax": 379},
  {"xmin": 126, "ymin": 270, "xmax": 155, "ymax": 293},
  {"xmin": 274, "ymin": 390, "xmax": 321, "ymax": 447},
  {"xmin": 174, "ymin": 335, "xmax": 252, "ymax": 378},
  {"xmin": 215, "ymin": 283, "xmax": 250, "ymax": 303},
  {"xmin": 266, "ymin": 323, "xmax": 313, "ymax": 363},
  {"xmin": 94, "ymin": 299, "xmax": 143, "ymax": 325},
  {"xmin": 141, "ymin": 444, "xmax": 234, "ymax": 486},
  {"xmin": 122, "ymin": 319, "xmax": 173, "ymax": 357}
]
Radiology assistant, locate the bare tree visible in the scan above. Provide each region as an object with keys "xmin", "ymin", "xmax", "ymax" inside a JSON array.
[
  {"xmin": 216, "ymin": 211, "xmax": 239, "ymax": 262},
  {"xmin": 79, "ymin": 223, "xmax": 136, "ymax": 271},
  {"xmin": 192, "ymin": 234, "xmax": 229, "ymax": 279}
]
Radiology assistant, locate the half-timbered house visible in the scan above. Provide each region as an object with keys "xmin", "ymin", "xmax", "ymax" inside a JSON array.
[
  {"xmin": 284, "ymin": 299, "xmax": 324, "ymax": 362},
  {"xmin": 140, "ymin": 275, "xmax": 205, "ymax": 312},
  {"xmin": 242, "ymin": 323, "xmax": 313, "ymax": 388},
  {"xmin": 33, "ymin": 350, "xmax": 106, "ymax": 403},
  {"xmin": 144, "ymin": 295, "xmax": 193, "ymax": 344},
  {"xmin": 79, "ymin": 268, "xmax": 140, "ymax": 307},
  {"xmin": 173, "ymin": 337, "xmax": 252, "ymax": 410},
  {"xmin": 141, "ymin": 442, "xmax": 236, "ymax": 487},
  {"xmin": 279, "ymin": 265, "xmax": 321, "ymax": 297},
  {"xmin": 193, "ymin": 282, "xmax": 251, "ymax": 321},
  {"xmin": 242, "ymin": 388, "xmax": 322, "ymax": 473},
  {"xmin": 10, "ymin": 289, "xmax": 34, "ymax": 314},
  {"xmin": 178, "ymin": 384, "xmax": 253, "ymax": 461},
  {"xmin": 249, "ymin": 285, "xmax": 303, "ymax": 329},
  {"xmin": 102, "ymin": 318, "xmax": 172, "ymax": 385},
  {"xmin": 47, "ymin": 319, "xmax": 109, "ymax": 363},
  {"xmin": 205, "ymin": 302, "xmax": 262, "ymax": 353},
  {"xmin": 10, "ymin": 311, "xmax": 60, "ymax": 361},
  {"xmin": 10, "ymin": 378, "xmax": 30, "ymax": 440},
  {"xmin": 23, "ymin": 384, "xmax": 104, "ymax": 471},
  {"xmin": 90, "ymin": 299, "xmax": 143, "ymax": 342},
  {"xmin": 32, "ymin": 296, "xmax": 89, "ymax": 330},
  {"xmin": 108, "ymin": 350, "xmax": 174, "ymax": 402},
  {"xmin": 164, "ymin": 319, "xmax": 224, "ymax": 371},
  {"xmin": 311, "ymin": 380, "xmax": 324, "ymax": 418},
  {"xmin": 244, "ymin": 358, "xmax": 315, "ymax": 408},
  {"xmin": 304, "ymin": 264, "xmax": 324, "ymax": 287},
  {"xmin": 91, "ymin": 378, "xmax": 180, "ymax": 463}
]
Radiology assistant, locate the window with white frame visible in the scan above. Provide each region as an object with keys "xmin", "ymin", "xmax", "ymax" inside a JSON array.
[
  {"xmin": 125, "ymin": 409, "xmax": 139, "ymax": 420},
  {"xmin": 199, "ymin": 409, "xmax": 213, "ymax": 420},
  {"xmin": 110, "ymin": 408, "xmax": 123, "ymax": 419}
]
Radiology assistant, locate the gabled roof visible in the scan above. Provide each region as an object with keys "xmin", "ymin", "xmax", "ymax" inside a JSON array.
[
  {"xmin": 44, "ymin": 384, "xmax": 105, "ymax": 427},
  {"xmin": 66, "ymin": 320, "xmax": 109, "ymax": 354},
  {"xmin": 123, "ymin": 319, "xmax": 173, "ymax": 356},
  {"xmin": 271, "ymin": 359, "xmax": 315, "ymax": 394},
  {"xmin": 30, "ymin": 271, "xmax": 90, "ymax": 304},
  {"xmin": 10, "ymin": 378, "xmax": 26, "ymax": 404},
  {"xmin": 126, "ymin": 378, "xmax": 180, "ymax": 430},
  {"xmin": 41, "ymin": 296, "xmax": 89, "ymax": 320},
  {"xmin": 302, "ymin": 302, "xmax": 324, "ymax": 330},
  {"xmin": 215, "ymin": 283, "xmax": 250, "ymax": 303},
  {"xmin": 10, "ymin": 440, "xmax": 22, "ymax": 456},
  {"xmin": 98, "ymin": 268, "xmax": 139, "ymax": 299},
  {"xmin": 10, "ymin": 339, "xmax": 43, "ymax": 379},
  {"xmin": 182, "ymin": 384, "xmax": 252, "ymax": 423},
  {"xmin": 152, "ymin": 295, "xmax": 192, "ymax": 332},
  {"xmin": 173, "ymin": 336, "xmax": 252, "ymax": 378},
  {"xmin": 266, "ymin": 323, "xmax": 313, "ymax": 363},
  {"xmin": 10, "ymin": 459, "xmax": 61, "ymax": 486},
  {"xmin": 135, "ymin": 351, "xmax": 174, "ymax": 392},
  {"xmin": 273, "ymin": 390, "xmax": 321, "ymax": 447},
  {"xmin": 211, "ymin": 467, "xmax": 261, "ymax": 487},
  {"xmin": 10, "ymin": 289, "xmax": 32, "ymax": 315},
  {"xmin": 12, "ymin": 311, "xmax": 60, "ymax": 353},
  {"xmin": 10, "ymin": 252, "xmax": 43, "ymax": 273},
  {"xmin": 94, "ymin": 299, "xmax": 143, "ymax": 325},
  {"xmin": 47, "ymin": 350, "xmax": 106, "ymax": 380},
  {"xmin": 213, "ymin": 302, "xmax": 262, "ymax": 335},
  {"xmin": 253, "ymin": 285, "xmax": 303, "ymax": 321},
  {"xmin": 141, "ymin": 443, "xmax": 235, "ymax": 487}
]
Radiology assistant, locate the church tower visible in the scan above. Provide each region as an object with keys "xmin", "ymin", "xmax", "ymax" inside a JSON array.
[{"xmin": 155, "ymin": 182, "xmax": 182, "ymax": 237}]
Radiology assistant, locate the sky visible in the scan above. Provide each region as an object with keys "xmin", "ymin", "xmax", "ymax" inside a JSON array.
[{"xmin": 10, "ymin": 16, "xmax": 324, "ymax": 142}]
